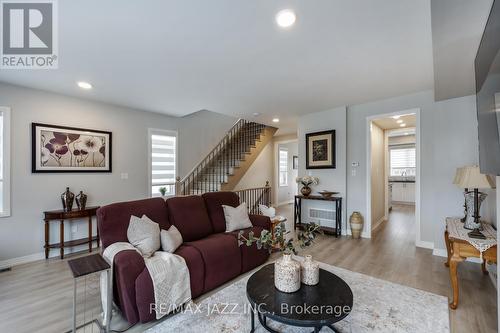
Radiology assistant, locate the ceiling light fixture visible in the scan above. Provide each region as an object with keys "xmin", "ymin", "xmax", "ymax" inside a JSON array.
[
  {"xmin": 275, "ymin": 9, "xmax": 296, "ymax": 28},
  {"xmin": 400, "ymin": 123, "xmax": 406, "ymax": 127},
  {"xmin": 392, "ymin": 115, "xmax": 401, "ymax": 119},
  {"xmin": 77, "ymin": 81, "xmax": 92, "ymax": 89},
  {"xmin": 272, "ymin": 118, "xmax": 280, "ymax": 123},
  {"xmin": 253, "ymin": 112, "xmax": 261, "ymax": 117},
  {"xmin": 397, "ymin": 119, "xmax": 403, "ymax": 124}
]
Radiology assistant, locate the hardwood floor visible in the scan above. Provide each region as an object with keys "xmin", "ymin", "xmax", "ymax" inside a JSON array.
[{"xmin": 0, "ymin": 204, "xmax": 496, "ymax": 332}]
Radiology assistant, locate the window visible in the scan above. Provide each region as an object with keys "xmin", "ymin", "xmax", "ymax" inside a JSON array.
[
  {"xmin": 149, "ymin": 129, "xmax": 177, "ymax": 197},
  {"xmin": 0, "ymin": 107, "xmax": 10, "ymax": 217},
  {"xmin": 279, "ymin": 148, "xmax": 288, "ymax": 186},
  {"xmin": 390, "ymin": 146, "xmax": 416, "ymax": 177}
]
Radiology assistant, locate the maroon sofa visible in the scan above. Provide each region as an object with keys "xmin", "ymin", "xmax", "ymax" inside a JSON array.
[{"xmin": 97, "ymin": 191, "xmax": 270, "ymax": 324}]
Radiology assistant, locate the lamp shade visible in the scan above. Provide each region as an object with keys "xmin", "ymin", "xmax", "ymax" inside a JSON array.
[{"xmin": 454, "ymin": 165, "xmax": 496, "ymax": 189}]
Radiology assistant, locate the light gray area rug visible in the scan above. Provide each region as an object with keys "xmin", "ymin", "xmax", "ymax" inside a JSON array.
[{"xmin": 146, "ymin": 261, "xmax": 450, "ymax": 333}]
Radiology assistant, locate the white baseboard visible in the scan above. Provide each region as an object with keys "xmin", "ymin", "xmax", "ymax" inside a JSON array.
[
  {"xmin": 0, "ymin": 252, "xmax": 45, "ymax": 270},
  {"xmin": 0, "ymin": 244, "xmax": 98, "ymax": 270},
  {"xmin": 416, "ymin": 240, "xmax": 434, "ymax": 249},
  {"xmin": 345, "ymin": 227, "xmax": 371, "ymax": 239}
]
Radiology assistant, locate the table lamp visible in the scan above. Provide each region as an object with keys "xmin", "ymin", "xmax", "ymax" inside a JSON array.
[
  {"xmin": 454, "ymin": 165, "xmax": 496, "ymax": 239},
  {"xmin": 453, "ymin": 167, "xmax": 467, "ymax": 222}
]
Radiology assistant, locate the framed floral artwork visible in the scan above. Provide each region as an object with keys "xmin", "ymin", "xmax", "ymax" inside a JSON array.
[
  {"xmin": 32, "ymin": 123, "xmax": 112, "ymax": 173},
  {"xmin": 305, "ymin": 130, "xmax": 335, "ymax": 169}
]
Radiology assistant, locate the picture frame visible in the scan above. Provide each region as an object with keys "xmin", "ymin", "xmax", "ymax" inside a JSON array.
[
  {"xmin": 293, "ymin": 155, "xmax": 298, "ymax": 170},
  {"xmin": 32, "ymin": 123, "xmax": 112, "ymax": 173},
  {"xmin": 305, "ymin": 130, "xmax": 336, "ymax": 169}
]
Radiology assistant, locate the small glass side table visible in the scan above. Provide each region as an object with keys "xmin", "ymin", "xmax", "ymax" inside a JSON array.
[{"xmin": 67, "ymin": 254, "xmax": 112, "ymax": 333}]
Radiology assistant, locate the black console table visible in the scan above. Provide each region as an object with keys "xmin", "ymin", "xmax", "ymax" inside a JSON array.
[{"xmin": 294, "ymin": 195, "xmax": 342, "ymax": 237}]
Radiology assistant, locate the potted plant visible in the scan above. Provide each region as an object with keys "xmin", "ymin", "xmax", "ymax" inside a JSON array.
[
  {"xmin": 159, "ymin": 187, "xmax": 167, "ymax": 197},
  {"xmin": 296, "ymin": 176, "xmax": 319, "ymax": 196},
  {"xmin": 238, "ymin": 222, "xmax": 322, "ymax": 293}
]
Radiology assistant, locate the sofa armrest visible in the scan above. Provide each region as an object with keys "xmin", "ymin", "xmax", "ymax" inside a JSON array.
[
  {"xmin": 113, "ymin": 250, "xmax": 145, "ymax": 324},
  {"xmin": 249, "ymin": 214, "xmax": 271, "ymax": 231}
]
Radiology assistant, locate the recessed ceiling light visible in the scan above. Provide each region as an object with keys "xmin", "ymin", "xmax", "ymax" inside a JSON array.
[
  {"xmin": 397, "ymin": 119, "xmax": 403, "ymax": 124},
  {"xmin": 400, "ymin": 123, "xmax": 406, "ymax": 127},
  {"xmin": 272, "ymin": 118, "xmax": 280, "ymax": 123},
  {"xmin": 77, "ymin": 81, "xmax": 92, "ymax": 89},
  {"xmin": 253, "ymin": 112, "xmax": 261, "ymax": 117},
  {"xmin": 275, "ymin": 9, "xmax": 296, "ymax": 28},
  {"xmin": 392, "ymin": 115, "xmax": 401, "ymax": 119}
]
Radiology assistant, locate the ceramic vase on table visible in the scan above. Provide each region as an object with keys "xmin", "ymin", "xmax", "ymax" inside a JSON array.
[
  {"xmin": 61, "ymin": 187, "xmax": 75, "ymax": 211},
  {"xmin": 301, "ymin": 186, "xmax": 312, "ymax": 196},
  {"xmin": 76, "ymin": 191, "xmax": 87, "ymax": 210},
  {"xmin": 301, "ymin": 255, "xmax": 319, "ymax": 285},
  {"xmin": 349, "ymin": 211, "xmax": 364, "ymax": 239},
  {"xmin": 274, "ymin": 254, "xmax": 301, "ymax": 293}
]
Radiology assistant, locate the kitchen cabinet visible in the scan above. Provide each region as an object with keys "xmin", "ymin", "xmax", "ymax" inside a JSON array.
[{"xmin": 391, "ymin": 182, "xmax": 415, "ymax": 203}]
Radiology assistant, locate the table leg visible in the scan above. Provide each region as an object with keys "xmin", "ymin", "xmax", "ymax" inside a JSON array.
[
  {"xmin": 88, "ymin": 216, "xmax": 92, "ymax": 253},
  {"xmin": 444, "ymin": 230, "xmax": 451, "ymax": 267},
  {"xmin": 44, "ymin": 220, "xmax": 49, "ymax": 259},
  {"xmin": 293, "ymin": 197, "xmax": 298, "ymax": 230},
  {"xmin": 449, "ymin": 242, "xmax": 464, "ymax": 309},
  {"xmin": 60, "ymin": 220, "xmax": 65, "ymax": 259},
  {"xmin": 96, "ymin": 222, "xmax": 100, "ymax": 248},
  {"xmin": 250, "ymin": 304, "xmax": 255, "ymax": 333},
  {"xmin": 481, "ymin": 260, "xmax": 489, "ymax": 275},
  {"xmin": 105, "ymin": 268, "xmax": 113, "ymax": 333},
  {"xmin": 72, "ymin": 278, "xmax": 77, "ymax": 333}
]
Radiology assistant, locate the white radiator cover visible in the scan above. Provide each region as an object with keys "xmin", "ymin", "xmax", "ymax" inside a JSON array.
[{"xmin": 309, "ymin": 208, "xmax": 335, "ymax": 228}]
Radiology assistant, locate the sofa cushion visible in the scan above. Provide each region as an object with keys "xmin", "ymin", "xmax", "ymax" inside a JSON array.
[
  {"xmin": 228, "ymin": 226, "xmax": 270, "ymax": 273},
  {"xmin": 202, "ymin": 192, "xmax": 240, "ymax": 233},
  {"xmin": 98, "ymin": 198, "xmax": 170, "ymax": 249},
  {"xmin": 160, "ymin": 225, "xmax": 183, "ymax": 253},
  {"xmin": 223, "ymin": 203, "xmax": 253, "ymax": 232},
  {"xmin": 166, "ymin": 196, "xmax": 213, "ymax": 242},
  {"xmin": 127, "ymin": 215, "xmax": 161, "ymax": 258},
  {"xmin": 186, "ymin": 233, "xmax": 241, "ymax": 292}
]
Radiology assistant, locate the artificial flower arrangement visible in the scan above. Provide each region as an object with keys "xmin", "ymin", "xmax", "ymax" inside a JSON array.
[{"xmin": 296, "ymin": 175, "xmax": 319, "ymax": 187}]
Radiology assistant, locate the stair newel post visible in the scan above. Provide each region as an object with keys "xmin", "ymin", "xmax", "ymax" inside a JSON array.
[
  {"xmin": 175, "ymin": 176, "xmax": 181, "ymax": 196},
  {"xmin": 265, "ymin": 181, "xmax": 271, "ymax": 206}
]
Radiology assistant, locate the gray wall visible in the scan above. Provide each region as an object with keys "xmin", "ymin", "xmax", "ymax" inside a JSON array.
[
  {"xmin": 347, "ymin": 90, "xmax": 496, "ymax": 249},
  {"xmin": 298, "ymin": 106, "xmax": 347, "ymax": 231},
  {"xmin": 0, "ymin": 83, "xmax": 236, "ymax": 262}
]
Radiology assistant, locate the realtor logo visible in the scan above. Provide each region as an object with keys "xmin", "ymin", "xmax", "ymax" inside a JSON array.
[{"xmin": 1, "ymin": 0, "xmax": 58, "ymax": 69}]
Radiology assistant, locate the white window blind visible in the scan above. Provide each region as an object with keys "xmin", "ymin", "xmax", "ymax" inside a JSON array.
[
  {"xmin": 390, "ymin": 146, "xmax": 416, "ymax": 177},
  {"xmin": 279, "ymin": 149, "xmax": 288, "ymax": 186},
  {"xmin": 149, "ymin": 129, "xmax": 177, "ymax": 197}
]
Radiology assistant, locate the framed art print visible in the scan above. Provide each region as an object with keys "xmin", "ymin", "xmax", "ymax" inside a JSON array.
[
  {"xmin": 32, "ymin": 123, "xmax": 112, "ymax": 173},
  {"xmin": 306, "ymin": 130, "xmax": 335, "ymax": 169}
]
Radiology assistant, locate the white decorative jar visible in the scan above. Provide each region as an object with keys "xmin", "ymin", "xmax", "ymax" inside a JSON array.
[
  {"xmin": 301, "ymin": 255, "xmax": 320, "ymax": 285},
  {"xmin": 274, "ymin": 254, "xmax": 301, "ymax": 293}
]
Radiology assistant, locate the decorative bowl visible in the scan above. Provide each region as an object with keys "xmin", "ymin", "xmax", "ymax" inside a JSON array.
[{"xmin": 318, "ymin": 191, "xmax": 337, "ymax": 198}]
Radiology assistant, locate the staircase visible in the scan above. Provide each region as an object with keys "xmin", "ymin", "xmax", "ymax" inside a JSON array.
[{"xmin": 175, "ymin": 119, "xmax": 277, "ymax": 195}]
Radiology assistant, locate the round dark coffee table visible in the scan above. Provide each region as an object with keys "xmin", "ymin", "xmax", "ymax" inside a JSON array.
[{"xmin": 246, "ymin": 263, "xmax": 353, "ymax": 333}]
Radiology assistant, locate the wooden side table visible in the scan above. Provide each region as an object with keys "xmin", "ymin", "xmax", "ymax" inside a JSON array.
[
  {"xmin": 44, "ymin": 206, "xmax": 100, "ymax": 259},
  {"xmin": 68, "ymin": 254, "xmax": 112, "ymax": 333},
  {"xmin": 444, "ymin": 217, "xmax": 497, "ymax": 309},
  {"xmin": 294, "ymin": 195, "xmax": 342, "ymax": 237}
]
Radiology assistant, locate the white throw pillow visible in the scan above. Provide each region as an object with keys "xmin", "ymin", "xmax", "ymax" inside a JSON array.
[
  {"xmin": 223, "ymin": 203, "xmax": 253, "ymax": 232},
  {"xmin": 259, "ymin": 204, "xmax": 276, "ymax": 218},
  {"xmin": 160, "ymin": 225, "xmax": 183, "ymax": 253},
  {"xmin": 127, "ymin": 215, "xmax": 161, "ymax": 257}
]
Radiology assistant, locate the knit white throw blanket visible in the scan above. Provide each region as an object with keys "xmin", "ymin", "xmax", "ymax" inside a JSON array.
[{"xmin": 101, "ymin": 242, "xmax": 191, "ymax": 320}]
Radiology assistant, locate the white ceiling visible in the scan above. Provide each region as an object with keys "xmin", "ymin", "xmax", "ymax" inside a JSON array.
[
  {"xmin": 0, "ymin": 0, "xmax": 435, "ymax": 133},
  {"xmin": 372, "ymin": 114, "xmax": 416, "ymax": 130},
  {"xmin": 431, "ymin": 0, "xmax": 493, "ymax": 101}
]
